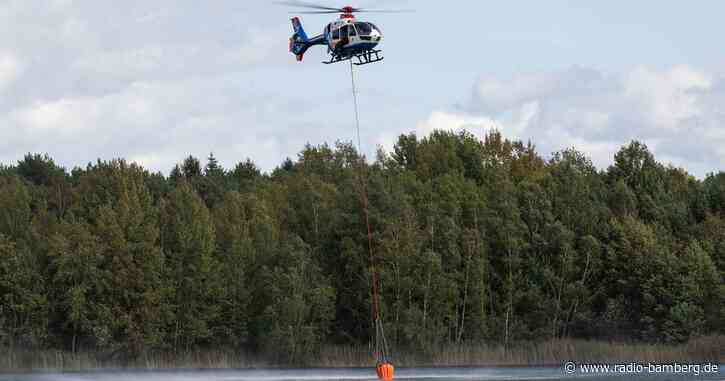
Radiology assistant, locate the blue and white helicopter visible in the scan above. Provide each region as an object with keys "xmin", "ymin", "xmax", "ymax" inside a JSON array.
[{"xmin": 280, "ymin": 1, "xmax": 407, "ymax": 65}]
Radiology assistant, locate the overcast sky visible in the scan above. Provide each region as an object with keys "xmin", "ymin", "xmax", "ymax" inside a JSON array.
[{"xmin": 2, "ymin": 1, "xmax": 725, "ymax": 176}]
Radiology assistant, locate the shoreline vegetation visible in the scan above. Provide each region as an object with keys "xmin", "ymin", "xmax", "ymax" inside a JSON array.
[
  {"xmin": 2, "ymin": 336, "xmax": 723, "ymax": 372},
  {"xmin": 1, "ymin": 131, "xmax": 724, "ymax": 373}
]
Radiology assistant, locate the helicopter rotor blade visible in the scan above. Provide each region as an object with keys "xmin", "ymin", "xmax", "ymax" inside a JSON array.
[
  {"xmin": 293, "ymin": 10, "xmax": 344, "ymax": 14},
  {"xmin": 354, "ymin": 9, "xmax": 414, "ymax": 13},
  {"xmin": 290, "ymin": 11, "xmax": 340, "ymax": 15},
  {"xmin": 278, "ymin": 1, "xmax": 414, "ymax": 14},
  {"xmin": 274, "ymin": 0, "xmax": 340, "ymax": 11}
]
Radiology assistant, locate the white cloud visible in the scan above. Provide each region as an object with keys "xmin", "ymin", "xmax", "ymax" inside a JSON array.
[
  {"xmin": 0, "ymin": 54, "xmax": 22, "ymax": 91},
  {"xmin": 3, "ymin": 2, "xmax": 724, "ymax": 179},
  {"xmin": 0, "ymin": 76, "xmax": 303, "ymax": 172},
  {"xmin": 0, "ymin": 1, "xmax": 302, "ymax": 173},
  {"xmin": 423, "ymin": 65, "xmax": 725, "ymax": 177},
  {"xmin": 417, "ymin": 111, "xmax": 496, "ymax": 137}
]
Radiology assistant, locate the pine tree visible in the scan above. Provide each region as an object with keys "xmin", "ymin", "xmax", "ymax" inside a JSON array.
[
  {"xmin": 0, "ymin": 234, "xmax": 48, "ymax": 347},
  {"xmin": 161, "ymin": 181, "xmax": 221, "ymax": 352},
  {"xmin": 48, "ymin": 222, "xmax": 103, "ymax": 352},
  {"xmin": 256, "ymin": 235, "xmax": 335, "ymax": 364},
  {"xmin": 70, "ymin": 160, "xmax": 165, "ymax": 355}
]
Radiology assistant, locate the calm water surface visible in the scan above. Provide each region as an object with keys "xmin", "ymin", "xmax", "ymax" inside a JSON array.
[{"xmin": 0, "ymin": 367, "xmax": 722, "ymax": 381}]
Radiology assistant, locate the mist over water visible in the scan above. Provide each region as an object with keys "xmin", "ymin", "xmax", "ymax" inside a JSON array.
[{"xmin": 0, "ymin": 367, "xmax": 722, "ymax": 381}]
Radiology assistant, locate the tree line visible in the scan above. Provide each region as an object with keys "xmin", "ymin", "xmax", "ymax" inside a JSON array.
[{"xmin": 0, "ymin": 130, "xmax": 723, "ymax": 363}]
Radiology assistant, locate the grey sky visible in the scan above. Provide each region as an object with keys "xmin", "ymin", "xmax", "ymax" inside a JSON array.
[{"xmin": 2, "ymin": 1, "xmax": 725, "ymax": 176}]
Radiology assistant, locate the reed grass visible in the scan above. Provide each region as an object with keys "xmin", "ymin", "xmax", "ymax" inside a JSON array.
[
  {"xmin": 313, "ymin": 335, "xmax": 723, "ymax": 367},
  {"xmin": 1, "ymin": 335, "xmax": 722, "ymax": 372},
  {"xmin": 0, "ymin": 349, "xmax": 266, "ymax": 372}
]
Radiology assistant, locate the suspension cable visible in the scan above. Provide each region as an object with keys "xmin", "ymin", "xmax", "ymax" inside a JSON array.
[
  {"xmin": 351, "ymin": 60, "xmax": 363, "ymax": 160},
  {"xmin": 349, "ymin": 60, "xmax": 387, "ymax": 362}
]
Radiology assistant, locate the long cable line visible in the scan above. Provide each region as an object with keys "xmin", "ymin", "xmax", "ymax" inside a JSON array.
[{"xmin": 349, "ymin": 60, "xmax": 389, "ymax": 363}]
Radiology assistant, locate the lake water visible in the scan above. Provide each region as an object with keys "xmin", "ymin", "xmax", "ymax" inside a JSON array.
[{"xmin": 0, "ymin": 366, "xmax": 722, "ymax": 381}]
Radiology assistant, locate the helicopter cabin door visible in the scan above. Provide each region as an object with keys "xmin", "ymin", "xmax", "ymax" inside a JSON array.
[
  {"xmin": 332, "ymin": 26, "xmax": 341, "ymax": 50},
  {"xmin": 337, "ymin": 24, "xmax": 354, "ymax": 51},
  {"xmin": 346, "ymin": 24, "xmax": 356, "ymax": 43}
]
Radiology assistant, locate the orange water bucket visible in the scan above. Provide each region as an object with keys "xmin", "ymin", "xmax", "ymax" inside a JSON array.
[{"xmin": 376, "ymin": 362, "xmax": 394, "ymax": 381}]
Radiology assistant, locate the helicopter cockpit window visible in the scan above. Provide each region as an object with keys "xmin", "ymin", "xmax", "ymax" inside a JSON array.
[
  {"xmin": 348, "ymin": 24, "xmax": 357, "ymax": 36},
  {"xmin": 332, "ymin": 28, "xmax": 340, "ymax": 40},
  {"xmin": 354, "ymin": 22, "xmax": 372, "ymax": 35}
]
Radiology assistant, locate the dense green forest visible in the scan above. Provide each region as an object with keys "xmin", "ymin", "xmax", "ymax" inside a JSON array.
[{"xmin": 0, "ymin": 130, "xmax": 724, "ymax": 364}]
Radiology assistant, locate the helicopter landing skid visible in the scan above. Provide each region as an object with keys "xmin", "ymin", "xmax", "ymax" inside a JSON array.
[{"xmin": 323, "ymin": 49, "xmax": 384, "ymax": 66}]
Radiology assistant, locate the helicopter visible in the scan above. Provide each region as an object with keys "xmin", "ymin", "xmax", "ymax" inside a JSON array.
[{"xmin": 280, "ymin": 1, "xmax": 408, "ymax": 65}]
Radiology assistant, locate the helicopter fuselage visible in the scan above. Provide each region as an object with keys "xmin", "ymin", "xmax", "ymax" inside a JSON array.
[
  {"xmin": 323, "ymin": 17, "xmax": 382, "ymax": 56},
  {"xmin": 289, "ymin": 14, "xmax": 382, "ymax": 64}
]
